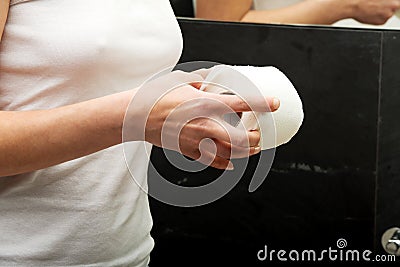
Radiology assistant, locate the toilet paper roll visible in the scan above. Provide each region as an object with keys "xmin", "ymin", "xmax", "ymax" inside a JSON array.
[{"xmin": 201, "ymin": 65, "xmax": 304, "ymax": 150}]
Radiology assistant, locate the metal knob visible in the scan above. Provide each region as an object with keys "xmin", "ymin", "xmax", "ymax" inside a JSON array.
[{"xmin": 382, "ymin": 227, "xmax": 400, "ymax": 256}]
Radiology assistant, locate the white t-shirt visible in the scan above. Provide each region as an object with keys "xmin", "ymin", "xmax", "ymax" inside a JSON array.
[{"xmin": 0, "ymin": 0, "xmax": 182, "ymax": 266}]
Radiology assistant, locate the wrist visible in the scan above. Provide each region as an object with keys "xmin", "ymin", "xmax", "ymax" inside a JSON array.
[
  {"xmin": 116, "ymin": 88, "xmax": 154, "ymax": 143},
  {"xmin": 92, "ymin": 89, "xmax": 137, "ymax": 145},
  {"xmin": 317, "ymin": 0, "xmax": 354, "ymax": 22},
  {"xmin": 333, "ymin": 0, "xmax": 357, "ymax": 20},
  {"xmin": 113, "ymin": 89, "xmax": 138, "ymax": 143}
]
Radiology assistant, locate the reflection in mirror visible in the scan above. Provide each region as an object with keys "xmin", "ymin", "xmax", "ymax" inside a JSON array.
[
  {"xmin": 171, "ymin": 0, "xmax": 400, "ymax": 30},
  {"xmin": 170, "ymin": 0, "xmax": 195, "ymax": 18}
]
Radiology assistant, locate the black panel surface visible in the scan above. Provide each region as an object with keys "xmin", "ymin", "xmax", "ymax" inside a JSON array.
[
  {"xmin": 376, "ymin": 32, "xmax": 400, "ymax": 255},
  {"xmin": 149, "ymin": 20, "xmax": 386, "ymax": 265}
]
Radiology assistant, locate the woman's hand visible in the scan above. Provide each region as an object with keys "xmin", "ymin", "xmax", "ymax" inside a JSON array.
[
  {"xmin": 350, "ymin": 0, "xmax": 400, "ymax": 25},
  {"xmin": 124, "ymin": 70, "xmax": 280, "ymax": 170}
]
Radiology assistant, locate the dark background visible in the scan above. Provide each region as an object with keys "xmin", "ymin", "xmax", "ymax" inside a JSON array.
[{"xmin": 148, "ymin": 15, "xmax": 400, "ymax": 266}]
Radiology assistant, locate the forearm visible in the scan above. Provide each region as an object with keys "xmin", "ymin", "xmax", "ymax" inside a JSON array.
[
  {"xmin": 196, "ymin": 0, "xmax": 253, "ymax": 21},
  {"xmin": 0, "ymin": 89, "xmax": 136, "ymax": 176},
  {"xmin": 242, "ymin": 0, "xmax": 353, "ymax": 24}
]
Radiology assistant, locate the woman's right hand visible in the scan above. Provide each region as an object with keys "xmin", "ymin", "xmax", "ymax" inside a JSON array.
[
  {"xmin": 350, "ymin": 0, "xmax": 400, "ymax": 25},
  {"xmin": 124, "ymin": 70, "xmax": 280, "ymax": 170}
]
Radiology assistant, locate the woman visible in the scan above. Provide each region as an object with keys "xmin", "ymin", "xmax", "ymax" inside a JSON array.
[
  {"xmin": 196, "ymin": 0, "xmax": 400, "ymax": 26},
  {"xmin": 0, "ymin": 0, "xmax": 278, "ymax": 266}
]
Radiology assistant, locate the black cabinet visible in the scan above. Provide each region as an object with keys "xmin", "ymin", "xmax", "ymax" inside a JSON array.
[{"xmin": 149, "ymin": 19, "xmax": 400, "ymax": 265}]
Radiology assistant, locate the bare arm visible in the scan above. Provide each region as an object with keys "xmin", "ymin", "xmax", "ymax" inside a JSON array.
[
  {"xmin": 196, "ymin": 0, "xmax": 400, "ymax": 25},
  {"xmin": 0, "ymin": 90, "xmax": 134, "ymax": 176},
  {"xmin": 242, "ymin": 0, "xmax": 352, "ymax": 25},
  {"xmin": 0, "ymin": 0, "xmax": 10, "ymax": 41},
  {"xmin": 196, "ymin": 0, "xmax": 253, "ymax": 21}
]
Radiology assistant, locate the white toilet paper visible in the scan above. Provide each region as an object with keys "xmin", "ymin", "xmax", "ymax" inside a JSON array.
[{"xmin": 201, "ymin": 65, "xmax": 304, "ymax": 150}]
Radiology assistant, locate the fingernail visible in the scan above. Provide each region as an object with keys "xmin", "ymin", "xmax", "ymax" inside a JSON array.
[
  {"xmin": 272, "ymin": 98, "xmax": 280, "ymax": 110},
  {"xmin": 227, "ymin": 162, "xmax": 234, "ymax": 171}
]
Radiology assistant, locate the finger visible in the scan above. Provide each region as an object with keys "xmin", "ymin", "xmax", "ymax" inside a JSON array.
[
  {"xmin": 248, "ymin": 130, "xmax": 261, "ymax": 147},
  {"xmin": 182, "ymin": 146, "xmax": 233, "ymax": 170},
  {"xmin": 200, "ymin": 138, "xmax": 261, "ymax": 159},
  {"xmin": 209, "ymin": 156, "xmax": 234, "ymax": 170},
  {"xmin": 391, "ymin": 1, "xmax": 400, "ymax": 10},
  {"xmin": 198, "ymin": 119, "xmax": 258, "ymax": 148},
  {"xmin": 221, "ymin": 129, "xmax": 260, "ymax": 147},
  {"xmin": 213, "ymin": 94, "xmax": 280, "ymax": 113},
  {"xmin": 190, "ymin": 82, "xmax": 203, "ymax": 90},
  {"xmin": 196, "ymin": 150, "xmax": 234, "ymax": 170}
]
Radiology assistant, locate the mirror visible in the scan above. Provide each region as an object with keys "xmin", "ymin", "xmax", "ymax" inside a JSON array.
[{"xmin": 170, "ymin": 0, "xmax": 400, "ymax": 30}]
